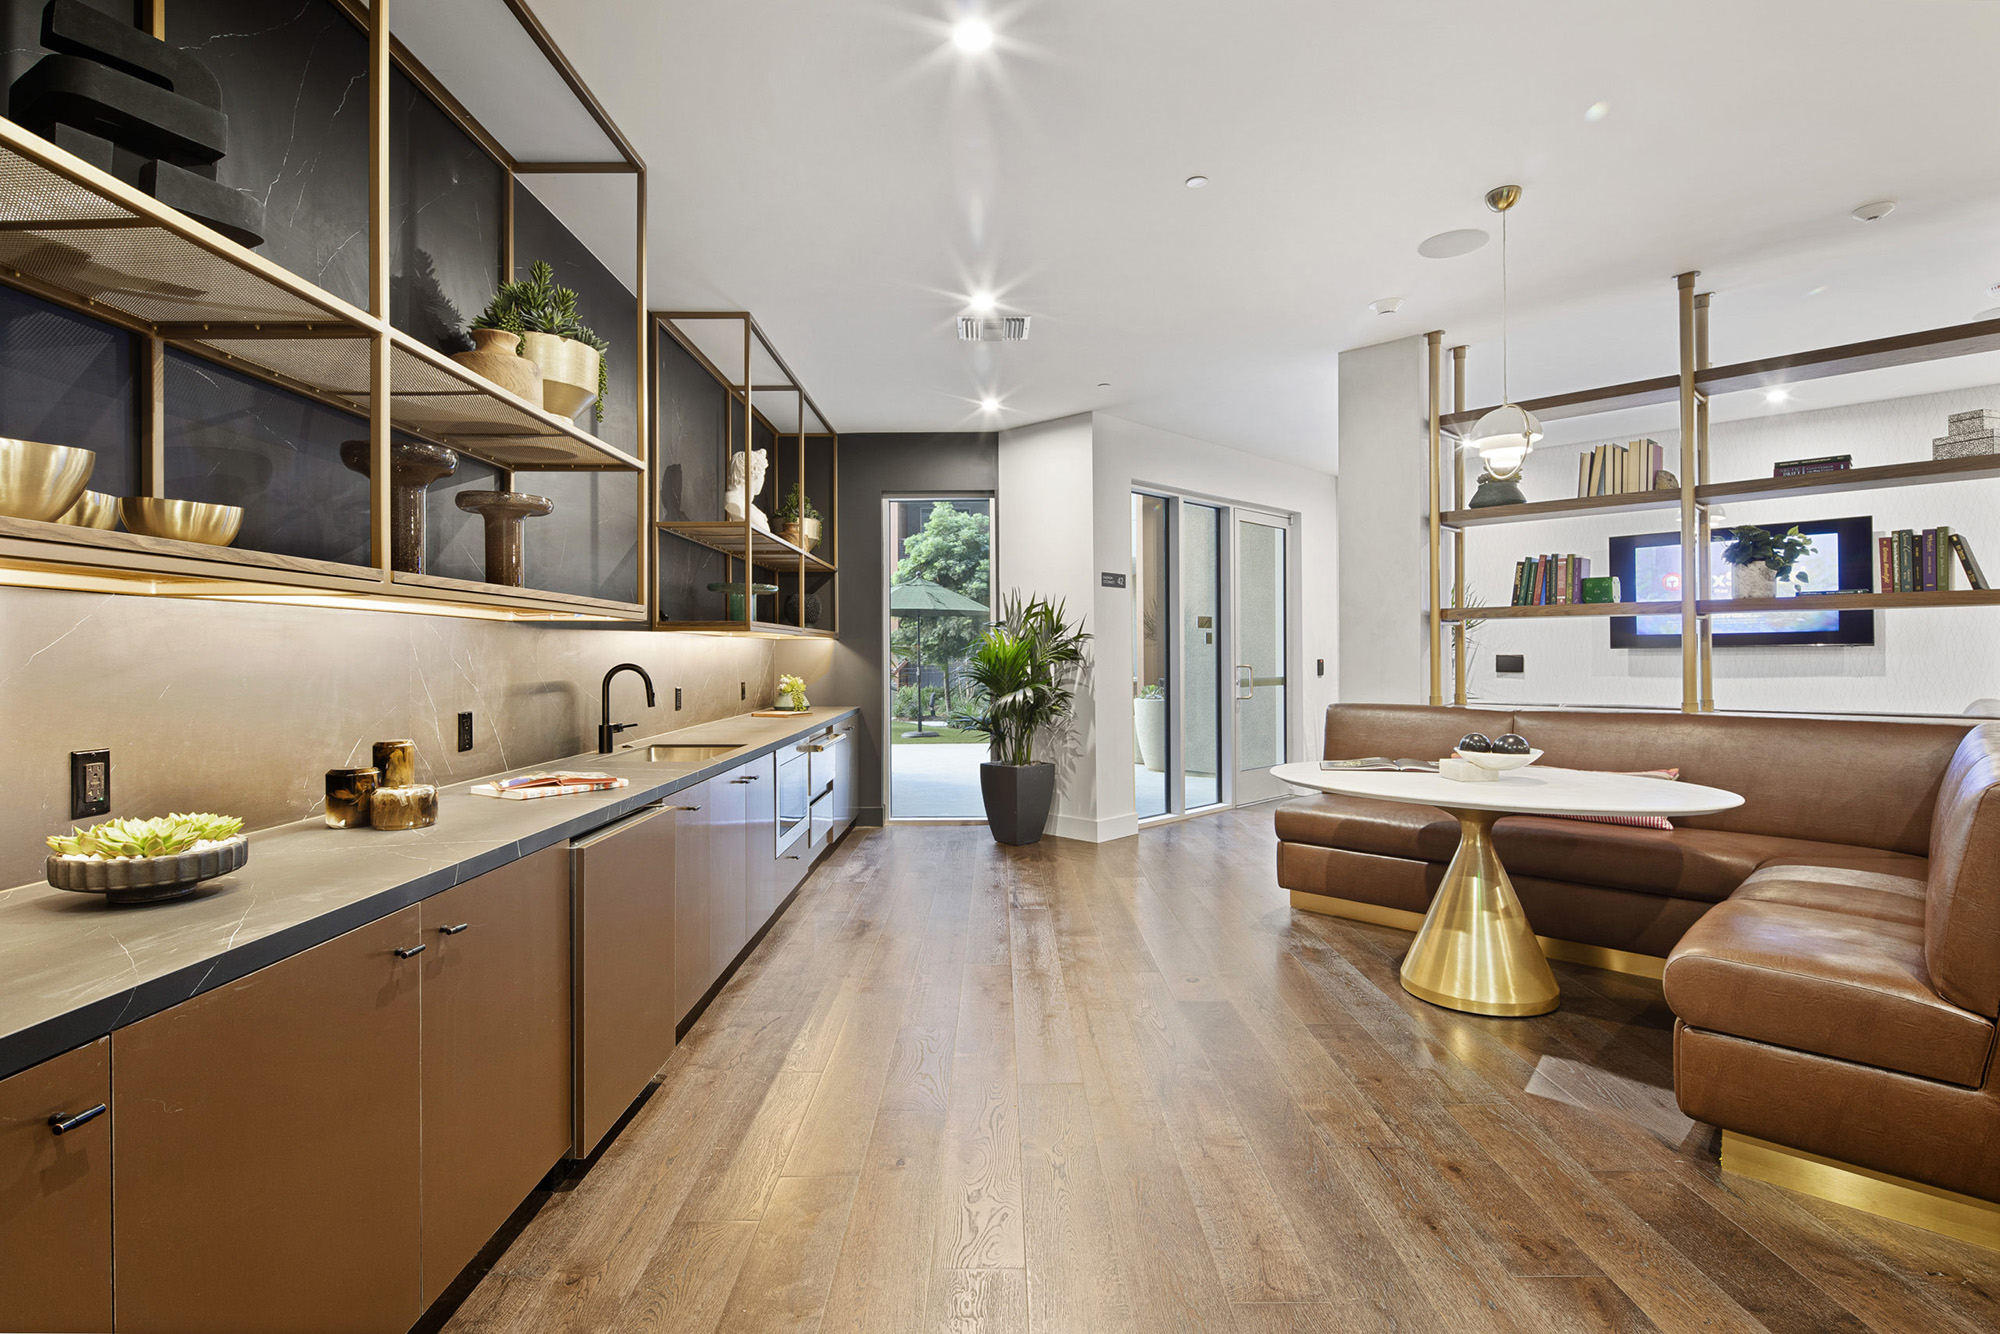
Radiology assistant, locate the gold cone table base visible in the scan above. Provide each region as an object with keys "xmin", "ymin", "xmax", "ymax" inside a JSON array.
[{"xmin": 1400, "ymin": 809, "xmax": 1561, "ymax": 1017}]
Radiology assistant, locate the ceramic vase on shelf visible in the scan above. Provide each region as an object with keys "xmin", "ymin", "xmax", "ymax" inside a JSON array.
[
  {"xmin": 1730, "ymin": 562, "xmax": 1777, "ymax": 600},
  {"xmin": 338, "ymin": 440, "xmax": 459, "ymax": 574},
  {"xmin": 451, "ymin": 328, "xmax": 543, "ymax": 408},
  {"xmin": 519, "ymin": 331, "xmax": 599, "ymax": 421},
  {"xmin": 455, "ymin": 490, "xmax": 554, "ymax": 587}
]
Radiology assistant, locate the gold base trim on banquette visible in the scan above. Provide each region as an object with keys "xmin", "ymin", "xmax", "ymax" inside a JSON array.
[
  {"xmin": 1287, "ymin": 890, "xmax": 1668, "ymax": 981},
  {"xmin": 1721, "ymin": 1131, "xmax": 2000, "ymax": 1252}
]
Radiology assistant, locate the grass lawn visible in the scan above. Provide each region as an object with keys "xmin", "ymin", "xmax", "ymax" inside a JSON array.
[{"xmin": 890, "ymin": 720, "xmax": 986, "ymax": 745}]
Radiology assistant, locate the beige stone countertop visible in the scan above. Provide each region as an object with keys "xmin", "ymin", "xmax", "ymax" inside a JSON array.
[{"xmin": 0, "ymin": 707, "xmax": 857, "ymax": 1080}]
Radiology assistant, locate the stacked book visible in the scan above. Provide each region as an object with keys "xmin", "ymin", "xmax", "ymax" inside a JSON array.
[
  {"xmin": 1878, "ymin": 528, "xmax": 1990, "ymax": 592},
  {"xmin": 1934, "ymin": 410, "xmax": 2000, "ymax": 460},
  {"xmin": 1773, "ymin": 454, "xmax": 1851, "ymax": 478},
  {"xmin": 1577, "ymin": 439, "xmax": 1664, "ymax": 497},
  {"xmin": 1511, "ymin": 553, "xmax": 1592, "ymax": 606}
]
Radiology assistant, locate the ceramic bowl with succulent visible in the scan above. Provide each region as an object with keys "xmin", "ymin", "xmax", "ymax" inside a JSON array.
[{"xmin": 47, "ymin": 813, "xmax": 248, "ymax": 904}]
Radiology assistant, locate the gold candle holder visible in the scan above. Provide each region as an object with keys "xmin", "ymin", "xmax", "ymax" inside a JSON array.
[
  {"xmin": 370, "ymin": 785, "xmax": 438, "ymax": 831},
  {"xmin": 324, "ymin": 767, "xmax": 379, "ymax": 828},
  {"xmin": 372, "ymin": 739, "xmax": 417, "ymax": 788}
]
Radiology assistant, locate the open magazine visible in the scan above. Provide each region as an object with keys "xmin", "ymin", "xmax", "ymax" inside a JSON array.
[{"xmin": 1318, "ymin": 757, "xmax": 1438, "ymax": 773}]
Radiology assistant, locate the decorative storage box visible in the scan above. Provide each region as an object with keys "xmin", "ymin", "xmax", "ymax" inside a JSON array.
[
  {"xmin": 1580, "ymin": 576, "xmax": 1622, "ymax": 603},
  {"xmin": 1934, "ymin": 409, "xmax": 2000, "ymax": 460}
]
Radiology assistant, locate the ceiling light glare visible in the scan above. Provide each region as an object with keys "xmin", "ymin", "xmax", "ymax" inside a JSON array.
[
  {"xmin": 1417, "ymin": 228, "xmax": 1488, "ymax": 259},
  {"xmin": 951, "ymin": 19, "xmax": 994, "ymax": 53},
  {"xmin": 979, "ymin": 396, "xmax": 1000, "ymax": 413},
  {"xmin": 1805, "ymin": 285, "xmax": 1828, "ymax": 297},
  {"xmin": 1368, "ymin": 297, "xmax": 1403, "ymax": 316},
  {"xmin": 1584, "ymin": 101, "xmax": 1609, "ymax": 122},
  {"xmin": 1851, "ymin": 200, "xmax": 1895, "ymax": 223},
  {"xmin": 967, "ymin": 291, "xmax": 996, "ymax": 315},
  {"xmin": 1764, "ymin": 389, "xmax": 1789, "ymax": 404},
  {"xmin": 1184, "ymin": 175, "xmax": 1209, "ymax": 189}
]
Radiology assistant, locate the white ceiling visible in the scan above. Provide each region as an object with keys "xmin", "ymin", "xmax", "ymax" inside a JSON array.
[{"xmin": 461, "ymin": 1, "xmax": 2000, "ymax": 471}]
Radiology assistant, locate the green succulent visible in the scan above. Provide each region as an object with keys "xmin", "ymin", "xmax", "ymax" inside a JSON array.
[
  {"xmin": 49, "ymin": 813, "xmax": 244, "ymax": 859},
  {"xmin": 471, "ymin": 260, "xmax": 611, "ymax": 422}
]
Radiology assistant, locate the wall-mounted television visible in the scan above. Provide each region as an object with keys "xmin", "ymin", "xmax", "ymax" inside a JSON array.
[{"xmin": 1608, "ymin": 515, "xmax": 1876, "ymax": 648}]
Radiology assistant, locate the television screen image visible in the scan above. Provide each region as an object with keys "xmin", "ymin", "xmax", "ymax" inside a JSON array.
[{"xmin": 1609, "ymin": 516, "xmax": 1876, "ymax": 648}]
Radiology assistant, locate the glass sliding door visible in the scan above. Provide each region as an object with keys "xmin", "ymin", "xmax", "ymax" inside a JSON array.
[
  {"xmin": 887, "ymin": 496, "xmax": 993, "ymax": 819},
  {"xmin": 1182, "ymin": 503, "xmax": 1224, "ymax": 810},
  {"xmin": 1234, "ymin": 513, "xmax": 1290, "ymax": 803},
  {"xmin": 1133, "ymin": 491, "xmax": 1229, "ymax": 820},
  {"xmin": 1132, "ymin": 493, "xmax": 1170, "ymax": 818}
]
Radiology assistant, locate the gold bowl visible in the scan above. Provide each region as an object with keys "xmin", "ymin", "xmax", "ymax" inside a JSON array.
[
  {"xmin": 53, "ymin": 490, "xmax": 119, "ymax": 529},
  {"xmin": 120, "ymin": 497, "xmax": 243, "ymax": 546},
  {"xmin": 0, "ymin": 438, "xmax": 94, "ymax": 522}
]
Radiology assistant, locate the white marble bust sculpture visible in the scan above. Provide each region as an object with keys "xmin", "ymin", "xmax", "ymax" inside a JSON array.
[{"xmin": 724, "ymin": 448, "xmax": 770, "ymax": 532}]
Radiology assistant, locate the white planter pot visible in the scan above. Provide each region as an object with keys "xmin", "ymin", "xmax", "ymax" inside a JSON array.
[
  {"xmin": 1133, "ymin": 695, "xmax": 1167, "ymax": 773},
  {"xmin": 1730, "ymin": 562, "xmax": 1777, "ymax": 600}
]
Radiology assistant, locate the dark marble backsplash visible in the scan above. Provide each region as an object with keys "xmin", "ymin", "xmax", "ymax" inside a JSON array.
[{"xmin": 0, "ymin": 280, "xmax": 134, "ymax": 498}]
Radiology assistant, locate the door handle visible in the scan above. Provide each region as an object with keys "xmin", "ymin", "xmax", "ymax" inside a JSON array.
[
  {"xmin": 49, "ymin": 1103, "xmax": 107, "ymax": 1135},
  {"xmin": 1235, "ymin": 664, "xmax": 1255, "ymax": 700},
  {"xmin": 439, "ymin": 923, "xmax": 469, "ymax": 935},
  {"xmin": 664, "ymin": 804, "xmax": 701, "ymax": 812},
  {"xmin": 395, "ymin": 943, "xmax": 427, "ymax": 958}
]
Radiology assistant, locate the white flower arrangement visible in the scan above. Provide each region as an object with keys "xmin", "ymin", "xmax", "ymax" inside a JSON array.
[{"xmin": 778, "ymin": 674, "xmax": 810, "ymax": 711}]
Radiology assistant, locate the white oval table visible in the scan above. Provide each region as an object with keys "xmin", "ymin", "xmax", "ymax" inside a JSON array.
[{"xmin": 1271, "ymin": 761, "xmax": 1744, "ymax": 1017}]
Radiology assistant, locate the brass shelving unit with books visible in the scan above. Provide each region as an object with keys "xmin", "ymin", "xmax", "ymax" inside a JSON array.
[{"xmin": 1425, "ymin": 285, "xmax": 2000, "ymax": 712}]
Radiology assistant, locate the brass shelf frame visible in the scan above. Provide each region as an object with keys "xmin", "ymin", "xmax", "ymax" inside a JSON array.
[
  {"xmin": 650, "ymin": 312, "xmax": 839, "ymax": 635},
  {"xmin": 0, "ymin": 1, "xmax": 649, "ymax": 620},
  {"xmin": 1427, "ymin": 280, "xmax": 2000, "ymax": 712}
]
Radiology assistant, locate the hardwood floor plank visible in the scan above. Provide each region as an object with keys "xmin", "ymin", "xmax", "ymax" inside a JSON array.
[
  {"xmin": 932, "ymin": 969, "xmax": 1024, "ymax": 1271},
  {"xmin": 1010, "ymin": 902, "xmax": 1083, "ymax": 1085},
  {"xmin": 682, "ymin": 1072, "xmax": 822, "ymax": 1222},
  {"xmin": 783, "ymin": 981, "xmax": 913, "ymax": 1177},
  {"xmin": 1020, "ymin": 1080, "xmax": 1140, "ymax": 1334},
  {"xmin": 713, "ymin": 1172, "xmax": 859, "ymax": 1334},
  {"xmin": 617, "ymin": 1219, "xmax": 757, "ymax": 1334},
  {"xmin": 921, "ymin": 1267, "xmax": 1028, "ymax": 1334},
  {"xmin": 1512, "ymin": 1276, "xmax": 1664, "ymax": 1334}
]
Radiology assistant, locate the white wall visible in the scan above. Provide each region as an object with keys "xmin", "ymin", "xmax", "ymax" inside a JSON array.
[
  {"xmin": 1336, "ymin": 335, "xmax": 1433, "ymax": 703},
  {"xmin": 998, "ymin": 411, "xmax": 1339, "ymax": 843},
  {"xmin": 1453, "ymin": 382, "xmax": 2000, "ymax": 715}
]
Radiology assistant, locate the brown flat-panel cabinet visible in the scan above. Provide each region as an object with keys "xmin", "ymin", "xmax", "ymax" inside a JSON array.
[
  {"xmin": 673, "ymin": 780, "xmax": 715, "ymax": 1024},
  {"xmin": 420, "ymin": 845, "xmax": 572, "ymax": 1303},
  {"xmin": 709, "ymin": 764, "xmax": 752, "ymax": 979},
  {"xmin": 0, "ymin": 1037, "xmax": 111, "ymax": 1333},
  {"xmin": 572, "ymin": 804, "xmax": 679, "ymax": 1157},
  {"xmin": 113, "ymin": 907, "xmax": 425, "ymax": 1334}
]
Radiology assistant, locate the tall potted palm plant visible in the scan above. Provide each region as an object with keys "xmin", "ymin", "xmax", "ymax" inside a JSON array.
[{"xmin": 957, "ymin": 592, "xmax": 1091, "ymax": 844}]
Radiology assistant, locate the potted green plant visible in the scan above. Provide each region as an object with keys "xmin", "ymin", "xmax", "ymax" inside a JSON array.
[
  {"xmin": 470, "ymin": 261, "xmax": 610, "ymax": 423},
  {"xmin": 957, "ymin": 592, "xmax": 1091, "ymax": 845},
  {"xmin": 1132, "ymin": 682, "xmax": 1166, "ymax": 773},
  {"xmin": 1721, "ymin": 524, "xmax": 1815, "ymax": 599},
  {"xmin": 774, "ymin": 482, "xmax": 821, "ymax": 551}
]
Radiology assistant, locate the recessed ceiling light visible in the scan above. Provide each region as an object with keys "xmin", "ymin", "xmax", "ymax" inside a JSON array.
[
  {"xmin": 967, "ymin": 291, "xmax": 996, "ymax": 315},
  {"xmin": 1096, "ymin": 382, "xmax": 1111, "ymax": 389},
  {"xmin": 979, "ymin": 396, "xmax": 1000, "ymax": 412},
  {"xmin": 951, "ymin": 19, "xmax": 994, "ymax": 52},
  {"xmin": 1184, "ymin": 175, "xmax": 1208, "ymax": 189},
  {"xmin": 1764, "ymin": 389, "xmax": 1790, "ymax": 404},
  {"xmin": 1417, "ymin": 228, "xmax": 1488, "ymax": 259},
  {"xmin": 1368, "ymin": 297, "xmax": 1403, "ymax": 316},
  {"xmin": 1851, "ymin": 200, "xmax": 1895, "ymax": 223},
  {"xmin": 1584, "ymin": 101, "xmax": 1610, "ymax": 122},
  {"xmin": 1986, "ymin": 283, "xmax": 2000, "ymax": 298}
]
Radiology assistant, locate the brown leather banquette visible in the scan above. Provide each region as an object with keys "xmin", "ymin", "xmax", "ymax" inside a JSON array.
[{"xmin": 1278, "ymin": 703, "xmax": 2000, "ymax": 1203}]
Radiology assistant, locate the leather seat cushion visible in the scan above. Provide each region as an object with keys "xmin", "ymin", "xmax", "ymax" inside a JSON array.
[
  {"xmin": 1730, "ymin": 864, "xmax": 1929, "ymax": 927},
  {"xmin": 1664, "ymin": 891, "xmax": 1995, "ymax": 1087},
  {"xmin": 1274, "ymin": 795, "xmax": 1460, "ymax": 862}
]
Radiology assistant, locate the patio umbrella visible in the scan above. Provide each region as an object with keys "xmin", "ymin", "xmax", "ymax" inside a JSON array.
[{"xmin": 890, "ymin": 577, "xmax": 989, "ymax": 737}]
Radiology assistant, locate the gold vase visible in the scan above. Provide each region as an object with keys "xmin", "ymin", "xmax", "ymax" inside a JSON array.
[
  {"xmin": 520, "ymin": 331, "xmax": 599, "ymax": 421},
  {"xmin": 451, "ymin": 328, "xmax": 544, "ymax": 408}
]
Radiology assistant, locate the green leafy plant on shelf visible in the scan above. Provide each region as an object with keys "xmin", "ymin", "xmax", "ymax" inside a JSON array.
[
  {"xmin": 48, "ymin": 813, "xmax": 244, "ymax": 859},
  {"xmin": 1721, "ymin": 524, "xmax": 1816, "ymax": 582},
  {"xmin": 774, "ymin": 482, "xmax": 820, "ymax": 525},
  {"xmin": 470, "ymin": 260, "xmax": 611, "ymax": 422},
  {"xmin": 955, "ymin": 592, "xmax": 1091, "ymax": 766}
]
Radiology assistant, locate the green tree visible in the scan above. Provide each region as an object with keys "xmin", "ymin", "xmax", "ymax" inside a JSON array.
[{"xmin": 892, "ymin": 502, "xmax": 991, "ymax": 714}]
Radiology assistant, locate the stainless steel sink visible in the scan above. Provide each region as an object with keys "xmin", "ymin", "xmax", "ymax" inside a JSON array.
[{"xmin": 640, "ymin": 744, "xmax": 743, "ymax": 763}]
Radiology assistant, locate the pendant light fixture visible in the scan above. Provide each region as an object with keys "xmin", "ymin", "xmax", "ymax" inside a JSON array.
[{"xmin": 1467, "ymin": 184, "xmax": 1542, "ymax": 508}]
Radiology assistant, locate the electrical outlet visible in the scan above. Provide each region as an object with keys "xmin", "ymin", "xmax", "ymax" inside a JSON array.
[
  {"xmin": 71, "ymin": 749, "xmax": 110, "ymax": 820},
  {"xmin": 674, "ymin": 686, "xmax": 683, "ymax": 711},
  {"xmin": 740, "ymin": 681, "xmax": 746, "ymax": 701},
  {"xmin": 1496, "ymin": 654, "xmax": 1526, "ymax": 675},
  {"xmin": 1316, "ymin": 658, "xmax": 1325, "ymax": 677},
  {"xmin": 457, "ymin": 711, "xmax": 474, "ymax": 752}
]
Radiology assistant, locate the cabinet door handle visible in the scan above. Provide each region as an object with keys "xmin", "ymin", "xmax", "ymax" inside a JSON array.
[
  {"xmin": 395, "ymin": 943, "xmax": 427, "ymax": 958},
  {"xmin": 439, "ymin": 923, "xmax": 469, "ymax": 935},
  {"xmin": 49, "ymin": 1103, "xmax": 106, "ymax": 1136},
  {"xmin": 730, "ymin": 777, "xmax": 756, "ymax": 784},
  {"xmin": 664, "ymin": 805, "xmax": 702, "ymax": 812}
]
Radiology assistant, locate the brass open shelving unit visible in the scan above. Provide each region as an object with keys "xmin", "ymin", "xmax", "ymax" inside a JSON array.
[
  {"xmin": 1426, "ymin": 283, "xmax": 2000, "ymax": 711},
  {"xmin": 0, "ymin": 0, "xmax": 649, "ymax": 622},
  {"xmin": 652, "ymin": 311, "xmax": 839, "ymax": 637}
]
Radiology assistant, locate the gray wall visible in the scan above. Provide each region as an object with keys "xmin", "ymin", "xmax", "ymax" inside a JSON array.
[
  {"xmin": 1337, "ymin": 335, "xmax": 1432, "ymax": 703},
  {"xmin": 785, "ymin": 432, "xmax": 996, "ymax": 824}
]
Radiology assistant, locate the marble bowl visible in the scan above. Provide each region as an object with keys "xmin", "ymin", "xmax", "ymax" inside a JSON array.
[
  {"xmin": 120, "ymin": 497, "xmax": 244, "ymax": 546},
  {"xmin": 0, "ymin": 438, "xmax": 94, "ymax": 522},
  {"xmin": 53, "ymin": 490, "xmax": 119, "ymax": 529},
  {"xmin": 47, "ymin": 836, "xmax": 249, "ymax": 905},
  {"xmin": 1455, "ymin": 747, "xmax": 1544, "ymax": 772}
]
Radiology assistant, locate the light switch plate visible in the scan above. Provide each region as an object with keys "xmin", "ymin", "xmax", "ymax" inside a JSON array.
[{"xmin": 71, "ymin": 749, "xmax": 110, "ymax": 820}]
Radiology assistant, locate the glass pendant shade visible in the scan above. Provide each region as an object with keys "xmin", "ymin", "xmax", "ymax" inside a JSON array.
[{"xmin": 1469, "ymin": 402, "xmax": 1542, "ymax": 477}]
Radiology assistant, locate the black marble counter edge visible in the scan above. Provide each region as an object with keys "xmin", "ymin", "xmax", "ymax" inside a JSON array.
[{"xmin": 0, "ymin": 708, "xmax": 859, "ymax": 1082}]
